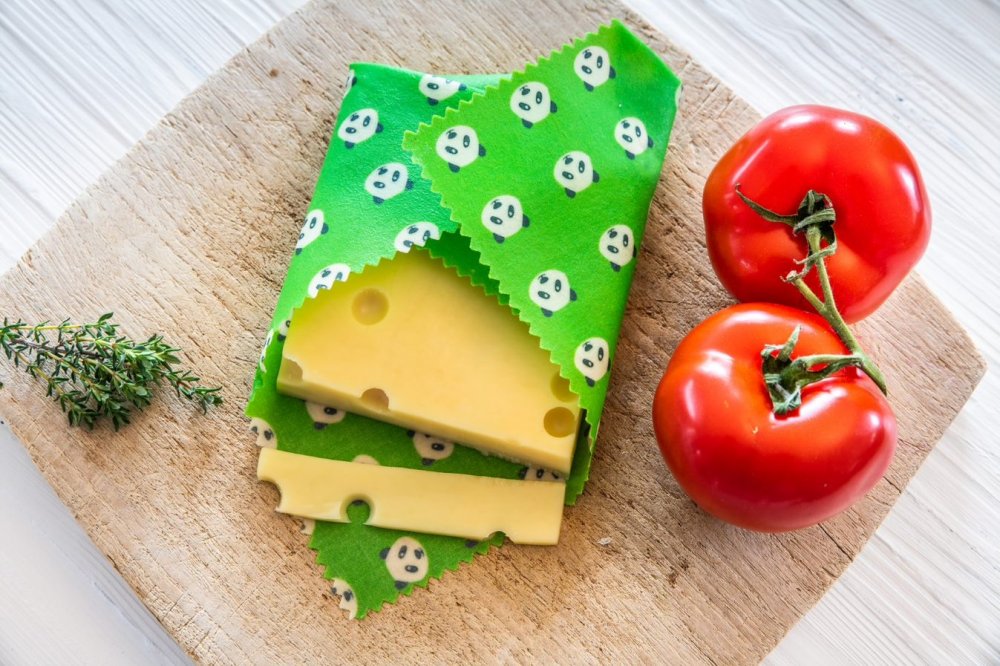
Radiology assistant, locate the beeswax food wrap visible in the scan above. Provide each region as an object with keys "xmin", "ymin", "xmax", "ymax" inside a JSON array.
[{"xmin": 247, "ymin": 20, "xmax": 680, "ymax": 617}]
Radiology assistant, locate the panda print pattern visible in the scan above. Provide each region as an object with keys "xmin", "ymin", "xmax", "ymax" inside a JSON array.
[
  {"xmin": 295, "ymin": 209, "xmax": 328, "ymax": 255},
  {"xmin": 258, "ymin": 330, "xmax": 273, "ymax": 373},
  {"xmin": 337, "ymin": 108, "xmax": 382, "ymax": 149},
  {"xmin": 481, "ymin": 195, "xmax": 530, "ymax": 243},
  {"xmin": 365, "ymin": 162, "xmax": 413, "ymax": 204},
  {"xmin": 600, "ymin": 225, "xmax": 637, "ymax": 272},
  {"xmin": 308, "ymin": 263, "xmax": 351, "ymax": 298},
  {"xmin": 574, "ymin": 46, "xmax": 615, "ymax": 91},
  {"xmin": 276, "ymin": 318, "xmax": 291, "ymax": 342},
  {"xmin": 409, "ymin": 430, "xmax": 454, "ymax": 466},
  {"xmin": 436, "ymin": 126, "xmax": 486, "ymax": 172},
  {"xmin": 529, "ymin": 270, "xmax": 577, "ymax": 317},
  {"xmin": 380, "ymin": 537, "xmax": 428, "ymax": 590},
  {"xmin": 509, "ymin": 81, "xmax": 557, "ymax": 128},
  {"xmin": 614, "ymin": 117, "xmax": 653, "ymax": 159},
  {"xmin": 249, "ymin": 418, "xmax": 276, "ymax": 448},
  {"xmin": 519, "ymin": 465, "xmax": 562, "ymax": 482},
  {"xmin": 305, "ymin": 401, "xmax": 346, "ymax": 429},
  {"xmin": 394, "ymin": 222, "xmax": 441, "ymax": 253},
  {"xmin": 419, "ymin": 74, "xmax": 466, "ymax": 105},
  {"xmin": 554, "ymin": 151, "xmax": 600, "ymax": 198},
  {"xmin": 575, "ymin": 337, "xmax": 610, "ymax": 387},
  {"xmin": 330, "ymin": 578, "xmax": 359, "ymax": 620}
]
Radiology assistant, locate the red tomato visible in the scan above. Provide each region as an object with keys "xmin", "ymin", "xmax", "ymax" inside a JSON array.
[
  {"xmin": 652, "ymin": 303, "xmax": 897, "ymax": 532},
  {"xmin": 703, "ymin": 105, "xmax": 930, "ymax": 323}
]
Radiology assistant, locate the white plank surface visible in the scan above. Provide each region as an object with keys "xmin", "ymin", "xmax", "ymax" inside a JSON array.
[{"xmin": 0, "ymin": 0, "xmax": 997, "ymax": 663}]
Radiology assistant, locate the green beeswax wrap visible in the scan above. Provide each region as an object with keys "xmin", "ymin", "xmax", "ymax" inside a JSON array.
[
  {"xmin": 247, "ymin": 21, "xmax": 680, "ymax": 618},
  {"xmin": 405, "ymin": 21, "xmax": 680, "ymax": 500},
  {"xmin": 248, "ymin": 65, "xmax": 514, "ymax": 619}
]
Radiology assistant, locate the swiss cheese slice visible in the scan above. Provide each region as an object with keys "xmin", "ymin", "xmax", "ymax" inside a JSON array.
[
  {"xmin": 257, "ymin": 448, "xmax": 565, "ymax": 544},
  {"xmin": 277, "ymin": 249, "xmax": 581, "ymax": 473}
]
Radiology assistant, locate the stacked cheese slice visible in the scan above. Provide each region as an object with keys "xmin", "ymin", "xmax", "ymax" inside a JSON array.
[{"xmin": 257, "ymin": 249, "xmax": 577, "ymax": 544}]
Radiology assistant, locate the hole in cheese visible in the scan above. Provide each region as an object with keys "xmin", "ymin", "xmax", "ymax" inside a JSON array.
[
  {"xmin": 345, "ymin": 497, "xmax": 372, "ymax": 523},
  {"xmin": 550, "ymin": 372, "xmax": 575, "ymax": 402},
  {"xmin": 361, "ymin": 388, "xmax": 390, "ymax": 410},
  {"xmin": 352, "ymin": 288, "xmax": 389, "ymax": 325},
  {"xmin": 543, "ymin": 407, "xmax": 576, "ymax": 438},
  {"xmin": 281, "ymin": 358, "xmax": 303, "ymax": 383}
]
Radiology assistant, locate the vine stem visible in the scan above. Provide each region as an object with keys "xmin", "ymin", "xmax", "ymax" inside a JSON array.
[
  {"xmin": 790, "ymin": 225, "xmax": 887, "ymax": 394},
  {"xmin": 736, "ymin": 186, "xmax": 889, "ymax": 414}
]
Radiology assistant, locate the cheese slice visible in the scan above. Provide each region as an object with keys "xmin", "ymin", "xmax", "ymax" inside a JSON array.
[
  {"xmin": 277, "ymin": 249, "xmax": 581, "ymax": 473},
  {"xmin": 257, "ymin": 448, "xmax": 565, "ymax": 544}
]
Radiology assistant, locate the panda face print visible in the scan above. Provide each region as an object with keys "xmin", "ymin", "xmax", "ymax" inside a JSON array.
[
  {"xmin": 419, "ymin": 74, "xmax": 465, "ymax": 105},
  {"xmin": 276, "ymin": 318, "xmax": 291, "ymax": 342},
  {"xmin": 519, "ymin": 465, "xmax": 562, "ymax": 482},
  {"xmin": 509, "ymin": 82, "xmax": 556, "ymax": 128},
  {"xmin": 554, "ymin": 151, "xmax": 600, "ymax": 198},
  {"xmin": 574, "ymin": 46, "xmax": 615, "ymax": 91},
  {"xmin": 600, "ymin": 225, "xmax": 637, "ymax": 272},
  {"xmin": 365, "ymin": 162, "xmax": 412, "ymax": 204},
  {"xmin": 380, "ymin": 536, "xmax": 428, "ymax": 589},
  {"xmin": 481, "ymin": 195, "xmax": 530, "ymax": 243},
  {"xmin": 529, "ymin": 270, "xmax": 577, "ymax": 317},
  {"xmin": 435, "ymin": 126, "xmax": 486, "ymax": 172},
  {"xmin": 344, "ymin": 69, "xmax": 357, "ymax": 93},
  {"xmin": 295, "ymin": 209, "xmax": 328, "ymax": 255},
  {"xmin": 337, "ymin": 108, "xmax": 382, "ymax": 148},
  {"xmin": 305, "ymin": 401, "xmax": 346, "ymax": 429},
  {"xmin": 249, "ymin": 417, "xmax": 276, "ymax": 448},
  {"xmin": 575, "ymin": 337, "xmax": 610, "ymax": 387},
  {"xmin": 258, "ymin": 330, "xmax": 274, "ymax": 372},
  {"xmin": 330, "ymin": 578, "xmax": 358, "ymax": 620},
  {"xmin": 352, "ymin": 454, "xmax": 379, "ymax": 465},
  {"xmin": 409, "ymin": 430, "xmax": 454, "ymax": 466},
  {"xmin": 308, "ymin": 263, "xmax": 351, "ymax": 298},
  {"xmin": 394, "ymin": 221, "xmax": 440, "ymax": 253},
  {"xmin": 615, "ymin": 117, "xmax": 653, "ymax": 159}
]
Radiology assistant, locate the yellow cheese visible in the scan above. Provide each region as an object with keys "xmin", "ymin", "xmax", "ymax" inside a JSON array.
[
  {"xmin": 257, "ymin": 448, "xmax": 565, "ymax": 544},
  {"xmin": 277, "ymin": 249, "xmax": 581, "ymax": 473}
]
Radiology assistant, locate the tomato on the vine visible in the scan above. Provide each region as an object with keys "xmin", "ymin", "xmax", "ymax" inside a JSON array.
[
  {"xmin": 652, "ymin": 304, "xmax": 897, "ymax": 532},
  {"xmin": 703, "ymin": 105, "xmax": 930, "ymax": 323}
]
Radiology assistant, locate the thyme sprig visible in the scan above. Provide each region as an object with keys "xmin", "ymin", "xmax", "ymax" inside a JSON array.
[{"xmin": 0, "ymin": 313, "xmax": 222, "ymax": 430}]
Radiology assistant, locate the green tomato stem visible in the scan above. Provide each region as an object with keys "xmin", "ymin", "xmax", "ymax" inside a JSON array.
[
  {"xmin": 761, "ymin": 332, "xmax": 874, "ymax": 415},
  {"xmin": 789, "ymin": 226, "xmax": 888, "ymax": 394},
  {"xmin": 736, "ymin": 186, "xmax": 889, "ymax": 414}
]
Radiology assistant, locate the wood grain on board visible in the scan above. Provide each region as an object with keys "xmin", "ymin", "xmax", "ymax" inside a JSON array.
[{"xmin": 0, "ymin": 0, "xmax": 984, "ymax": 663}]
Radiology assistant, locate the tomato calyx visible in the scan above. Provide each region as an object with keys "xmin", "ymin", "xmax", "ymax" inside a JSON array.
[
  {"xmin": 735, "ymin": 187, "xmax": 837, "ymax": 282},
  {"xmin": 735, "ymin": 185, "xmax": 888, "ymax": 412},
  {"xmin": 761, "ymin": 325, "xmax": 870, "ymax": 415}
]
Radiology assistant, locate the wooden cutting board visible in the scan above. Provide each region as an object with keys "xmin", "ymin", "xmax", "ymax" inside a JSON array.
[{"xmin": 0, "ymin": 1, "xmax": 984, "ymax": 663}]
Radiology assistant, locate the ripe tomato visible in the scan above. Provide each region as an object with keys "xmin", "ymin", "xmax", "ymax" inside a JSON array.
[
  {"xmin": 652, "ymin": 303, "xmax": 897, "ymax": 532},
  {"xmin": 703, "ymin": 105, "xmax": 930, "ymax": 323}
]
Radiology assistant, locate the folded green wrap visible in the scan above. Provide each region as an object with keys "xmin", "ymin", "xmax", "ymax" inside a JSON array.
[{"xmin": 247, "ymin": 20, "xmax": 680, "ymax": 618}]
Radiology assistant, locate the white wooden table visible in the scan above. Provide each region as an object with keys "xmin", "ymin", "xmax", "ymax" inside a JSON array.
[{"xmin": 1, "ymin": 1, "xmax": 997, "ymax": 663}]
